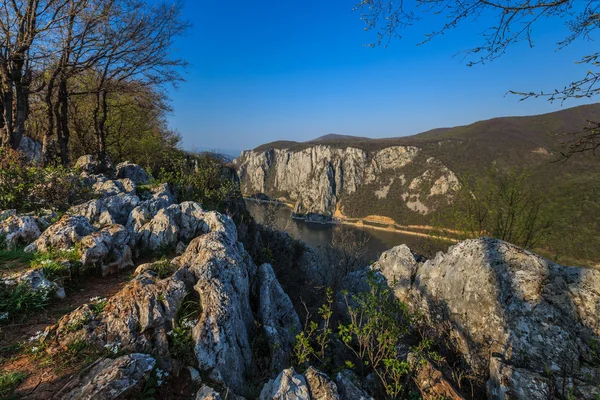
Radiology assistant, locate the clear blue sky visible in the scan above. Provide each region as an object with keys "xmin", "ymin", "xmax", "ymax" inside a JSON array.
[{"xmin": 166, "ymin": 0, "xmax": 595, "ymax": 154}]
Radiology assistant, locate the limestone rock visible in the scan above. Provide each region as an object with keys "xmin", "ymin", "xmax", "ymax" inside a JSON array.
[
  {"xmin": 196, "ymin": 386, "xmax": 222, "ymax": 400},
  {"xmin": 335, "ymin": 371, "xmax": 373, "ymax": 400},
  {"xmin": 305, "ymin": 367, "xmax": 340, "ymax": 400},
  {"xmin": 486, "ymin": 356, "xmax": 552, "ymax": 400},
  {"xmin": 79, "ymin": 224, "xmax": 134, "ymax": 276},
  {"xmin": 44, "ymin": 269, "xmax": 193, "ymax": 367},
  {"xmin": 172, "ymin": 213, "xmax": 254, "ymax": 393},
  {"xmin": 55, "ymin": 353, "xmax": 156, "ymax": 400},
  {"xmin": 116, "ymin": 162, "xmax": 149, "ymax": 184},
  {"xmin": 259, "ymin": 368, "xmax": 310, "ymax": 400},
  {"xmin": 374, "ymin": 244, "xmax": 423, "ymax": 302},
  {"xmin": 18, "ymin": 136, "xmax": 42, "ymax": 164},
  {"xmin": 234, "ymin": 145, "xmax": 458, "ymax": 220},
  {"xmin": 374, "ymin": 237, "xmax": 600, "ymax": 399},
  {"xmin": 257, "ymin": 263, "xmax": 302, "ymax": 373},
  {"xmin": 135, "ymin": 202, "xmax": 209, "ymax": 251},
  {"xmin": 93, "ymin": 179, "xmax": 135, "ymax": 198},
  {"xmin": 3, "ymin": 268, "xmax": 65, "ymax": 300},
  {"xmin": 408, "ymin": 354, "xmax": 464, "ymax": 400},
  {"xmin": 25, "ymin": 215, "xmax": 95, "ymax": 253},
  {"xmin": 74, "ymin": 155, "xmax": 102, "ymax": 174},
  {"xmin": 0, "ymin": 215, "xmax": 41, "ymax": 249},
  {"xmin": 126, "ymin": 184, "xmax": 175, "ymax": 236}
]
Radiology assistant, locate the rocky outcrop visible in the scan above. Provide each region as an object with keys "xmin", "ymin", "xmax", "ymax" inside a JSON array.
[
  {"xmin": 116, "ymin": 162, "xmax": 150, "ymax": 184},
  {"xmin": 408, "ymin": 354, "xmax": 464, "ymax": 400},
  {"xmin": 2, "ymin": 268, "xmax": 65, "ymax": 300},
  {"xmin": 234, "ymin": 145, "xmax": 459, "ymax": 221},
  {"xmin": 305, "ymin": 367, "xmax": 340, "ymax": 400},
  {"xmin": 0, "ymin": 214, "xmax": 41, "ymax": 249},
  {"xmin": 335, "ymin": 371, "xmax": 373, "ymax": 400},
  {"xmin": 172, "ymin": 213, "xmax": 255, "ymax": 393},
  {"xmin": 55, "ymin": 353, "xmax": 156, "ymax": 400},
  {"xmin": 259, "ymin": 368, "xmax": 311, "ymax": 400},
  {"xmin": 25, "ymin": 215, "xmax": 95, "ymax": 253},
  {"xmin": 260, "ymin": 368, "xmax": 342, "ymax": 400},
  {"xmin": 18, "ymin": 136, "xmax": 42, "ymax": 164},
  {"xmin": 374, "ymin": 238, "xmax": 600, "ymax": 400},
  {"xmin": 257, "ymin": 263, "xmax": 302, "ymax": 372},
  {"xmin": 134, "ymin": 202, "xmax": 210, "ymax": 251},
  {"xmin": 79, "ymin": 224, "xmax": 134, "ymax": 276},
  {"xmin": 44, "ymin": 269, "xmax": 193, "ymax": 368}
]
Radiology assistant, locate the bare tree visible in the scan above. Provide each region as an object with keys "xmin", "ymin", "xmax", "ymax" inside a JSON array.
[
  {"xmin": 84, "ymin": 0, "xmax": 189, "ymax": 167},
  {"xmin": 0, "ymin": 0, "xmax": 70, "ymax": 149},
  {"xmin": 319, "ymin": 226, "xmax": 371, "ymax": 289}
]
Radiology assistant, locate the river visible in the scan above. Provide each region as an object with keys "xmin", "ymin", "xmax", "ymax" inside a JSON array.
[{"xmin": 245, "ymin": 200, "xmax": 448, "ymax": 261}]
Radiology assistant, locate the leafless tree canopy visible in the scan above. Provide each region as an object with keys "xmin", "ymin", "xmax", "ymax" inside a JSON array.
[{"xmin": 356, "ymin": 0, "xmax": 599, "ymax": 101}]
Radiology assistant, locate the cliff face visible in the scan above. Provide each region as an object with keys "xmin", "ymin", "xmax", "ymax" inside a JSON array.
[{"xmin": 234, "ymin": 145, "xmax": 459, "ymax": 223}]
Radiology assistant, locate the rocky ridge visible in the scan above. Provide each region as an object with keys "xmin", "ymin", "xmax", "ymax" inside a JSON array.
[{"xmin": 234, "ymin": 145, "xmax": 459, "ymax": 222}]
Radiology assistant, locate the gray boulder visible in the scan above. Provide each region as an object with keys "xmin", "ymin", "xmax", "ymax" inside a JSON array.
[
  {"xmin": 259, "ymin": 368, "xmax": 310, "ymax": 400},
  {"xmin": 55, "ymin": 353, "xmax": 156, "ymax": 400},
  {"xmin": 44, "ymin": 269, "xmax": 193, "ymax": 368},
  {"xmin": 257, "ymin": 263, "xmax": 302, "ymax": 373},
  {"xmin": 374, "ymin": 237, "xmax": 600, "ymax": 400},
  {"xmin": 79, "ymin": 224, "xmax": 134, "ymax": 276},
  {"xmin": 25, "ymin": 215, "xmax": 95, "ymax": 253},
  {"xmin": 116, "ymin": 162, "xmax": 149, "ymax": 184},
  {"xmin": 135, "ymin": 202, "xmax": 209, "ymax": 251},
  {"xmin": 172, "ymin": 213, "xmax": 255, "ymax": 393},
  {"xmin": 305, "ymin": 367, "xmax": 340, "ymax": 400},
  {"xmin": 0, "ymin": 215, "xmax": 41, "ymax": 249},
  {"xmin": 335, "ymin": 371, "xmax": 373, "ymax": 400}
]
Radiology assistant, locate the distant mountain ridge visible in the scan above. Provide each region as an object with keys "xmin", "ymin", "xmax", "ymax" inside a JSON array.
[{"xmin": 237, "ymin": 104, "xmax": 600, "ymax": 263}]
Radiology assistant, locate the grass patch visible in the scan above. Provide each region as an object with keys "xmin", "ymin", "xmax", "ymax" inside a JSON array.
[
  {"xmin": 0, "ymin": 283, "xmax": 54, "ymax": 323},
  {"xmin": 0, "ymin": 247, "xmax": 34, "ymax": 267},
  {"xmin": 168, "ymin": 294, "xmax": 201, "ymax": 366},
  {"xmin": 0, "ymin": 371, "xmax": 27, "ymax": 398},
  {"xmin": 151, "ymin": 259, "xmax": 177, "ymax": 279}
]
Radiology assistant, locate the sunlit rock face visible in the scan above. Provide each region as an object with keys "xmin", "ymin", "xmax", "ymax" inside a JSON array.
[{"xmin": 234, "ymin": 145, "xmax": 459, "ymax": 222}]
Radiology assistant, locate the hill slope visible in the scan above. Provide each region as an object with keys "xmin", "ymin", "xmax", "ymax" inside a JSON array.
[{"xmin": 237, "ymin": 104, "xmax": 600, "ymax": 264}]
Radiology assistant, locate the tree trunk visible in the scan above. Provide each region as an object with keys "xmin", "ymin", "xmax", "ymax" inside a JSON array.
[
  {"xmin": 43, "ymin": 71, "xmax": 59, "ymax": 164},
  {"xmin": 57, "ymin": 77, "xmax": 70, "ymax": 165}
]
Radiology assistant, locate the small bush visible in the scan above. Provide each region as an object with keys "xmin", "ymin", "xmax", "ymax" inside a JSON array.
[
  {"xmin": 0, "ymin": 282, "xmax": 54, "ymax": 323},
  {"xmin": 168, "ymin": 295, "xmax": 201, "ymax": 366},
  {"xmin": 158, "ymin": 152, "xmax": 241, "ymax": 213},
  {"xmin": 0, "ymin": 371, "xmax": 27, "ymax": 398},
  {"xmin": 0, "ymin": 148, "xmax": 92, "ymax": 213}
]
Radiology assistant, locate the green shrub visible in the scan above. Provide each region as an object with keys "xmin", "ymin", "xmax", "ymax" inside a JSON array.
[
  {"xmin": 158, "ymin": 152, "xmax": 241, "ymax": 213},
  {"xmin": 0, "ymin": 148, "xmax": 92, "ymax": 213},
  {"xmin": 338, "ymin": 273, "xmax": 412, "ymax": 398},
  {"xmin": 0, "ymin": 371, "xmax": 27, "ymax": 398},
  {"xmin": 0, "ymin": 282, "xmax": 54, "ymax": 323}
]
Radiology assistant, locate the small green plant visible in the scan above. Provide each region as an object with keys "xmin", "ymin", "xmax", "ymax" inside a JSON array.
[
  {"xmin": 89, "ymin": 297, "xmax": 108, "ymax": 314},
  {"xmin": 293, "ymin": 288, "xmax": 334, "ymax": 369},
  {"xmin": 0, "ymin": 371, "xmax": 27, "ymax": 398},
  {"xmin": 151, "ymin": 259, "xmax": 176, "ymax": 279},
  {"xmin": 338, "ymin": 272, "xmax": 412, "ymax": 398},
  {"xmin": 168, "ymin": 295, "xmax": 201, "ymax": 366},
  {"xmin": 0, "ymin": 283, "xmax": 54, "ymax": 322}
]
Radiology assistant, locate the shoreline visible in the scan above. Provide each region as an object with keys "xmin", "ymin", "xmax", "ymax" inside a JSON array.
[{"xmin": 243, "ymin": 197, "xmax": 459, "ymax": 243}]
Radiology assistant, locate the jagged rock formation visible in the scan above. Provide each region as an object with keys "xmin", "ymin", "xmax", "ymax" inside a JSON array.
[
  {"xmin": 54, "ymin": 353, "xmax": 156, "ymax": 400},
  {"xmin": 234, "ymin": 145, "xmax": 459, "ymax": 222},
  {"xmin": 373, "ymin": 238, "xmax": 600, "ymax": 400},
  {"xmin": 257, "ymin": 263, "xmax": 302, "ymax": 373}
]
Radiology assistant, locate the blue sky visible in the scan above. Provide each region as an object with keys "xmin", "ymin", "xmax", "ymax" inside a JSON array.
[{"xmin": 166, "ymin": 0, "xmax": 595, "ymax": 154}]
